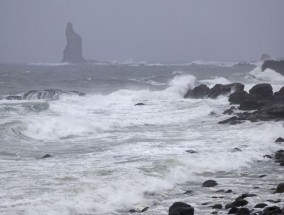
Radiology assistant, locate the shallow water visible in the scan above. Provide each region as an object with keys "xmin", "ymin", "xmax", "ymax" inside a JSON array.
[{"xmin": 0, "ymin": 62, "xmax": 283, "ymax": 214}]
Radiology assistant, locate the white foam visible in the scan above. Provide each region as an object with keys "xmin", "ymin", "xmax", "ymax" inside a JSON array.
[{"xmin": 247, "ymin": 66, "xmax": 284, "ymax": 83}]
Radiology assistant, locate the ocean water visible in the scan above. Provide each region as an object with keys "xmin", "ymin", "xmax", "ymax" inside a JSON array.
[{"xmin": 0, "ymin": 62, "xmax": 283, "ymax": 215}]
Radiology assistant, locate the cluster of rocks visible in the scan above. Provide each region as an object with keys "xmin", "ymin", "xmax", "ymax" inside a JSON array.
[
  {"xmin": 167, "ymin": 179, "xmax": 284, "ymax": 215},
  {"xmin": 5, "ymin": 89, "xmax": 85, "ymax": 101},
  {"xmin": 184, "ymin": 82, "xmax": 284, "ymax": 124}
]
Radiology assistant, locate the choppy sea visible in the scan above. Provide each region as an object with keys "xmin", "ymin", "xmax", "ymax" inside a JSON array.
[{"xmin": 0, "ymin": 62, "xmax": 283, "ymax": 214}]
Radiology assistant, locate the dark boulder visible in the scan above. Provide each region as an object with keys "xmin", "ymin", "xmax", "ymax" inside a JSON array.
[
  {"xmin": 168, "ymin": 202, "xmax": 194, "ymax": 215},
  {"xmin": 262, "ymin": 60, "xmax": 284, "ymax": 74},
  {"xmin": 274, "ymin": 150, "xmax": 284, "ymax": 162},
  {"xmin": 184, "ymin": 84, "xmax": 209, "ymax": 99},
  {"xmin": 254, "ymin": 203, "xmax": 267, "ymax": 208},
  {"xmin": 249, "ymin": 83, "xmax": 274, "ymax": 101},
  {"xmin": 275, "ymin": 137, "xmax": 284, "ymax": 143},
  {"xmin": 208, "ymin": 83, "xmax": 244, "ymax": 99},
  {"xmin": 186, "ymin": 150, "xmax": 197, "ymax": 154},
  {"xmin": 212, "ymin": 204, "xmax": 222, "ymax": 209},
  {"xmin": 236, "ymin": 208, "xmax": 250, "ymax": 215},
  {"xmin": 274, "ymin": 182, "xmax": 284, "ymax": 194},
  {"xmin": 225, "ymin": 199, "xmax": 248, "ymax": 209},
  {"xmin": 228, "ymin": 207, "xmax": 239, "ymax": 214},
  {"xmin": 262, "ymin": 206, "xmax": 283, "ymax": 215},
  {"xmin": 203, "ymin": 180, "xmax": 218, "ymax": 187},
  {"xmin": 62, "ymin": 23, "xmax": 85, "ymax": 63},
  {"xmin": 229, "ymin": 90, "xmax": 253, "ymax": 104},
  {"xmin": 223, "ymin": 108, "xmax": 234, "ymax": 115},
  {"xmin": 135, "ymin": 103, "xmax": 145, "ymax": 106},
  {"xmin": 255, "ymin": 102, "xmax": 284, "ymax": 119},
  {"xmin": 41, "ymin": 154, "xmax": 52, "ymax": 159}
]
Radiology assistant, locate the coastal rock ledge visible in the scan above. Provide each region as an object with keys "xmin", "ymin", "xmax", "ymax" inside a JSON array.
[{"xmin": 62, "ymin": 22, "xmax": 85, "ymax": 63}]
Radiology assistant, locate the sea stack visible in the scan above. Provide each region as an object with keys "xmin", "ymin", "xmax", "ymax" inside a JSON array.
[{"xmin": 62, "ymin": 23, "xmax": 85, "ymax": 63}]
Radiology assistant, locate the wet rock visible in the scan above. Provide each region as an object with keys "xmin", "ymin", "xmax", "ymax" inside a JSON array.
[
  {"xmin": 225, "ymin": 199, "xmax": 248, "ymax": 209},
  {"xmin": 186, "ymin": 150, "xmax": 197, "ymax": 154},
  {"xmin": 239, "ymin": 100, "xmax": 262, "ymax": 111},
  {"xmin": 262, "ymin": 60, "xmax": 284, "ymax": 75},
  {"xmin": 135, "ymin": 103, "xmax": 145, "ymax": 106},
  {"xmin": 225, "ymin": 189, "xmax": 233, "ymax": 193},
  {"xmin": 232, "ymin": 148, "xmax": 242, "ymax": 152},
  {"xmin": 229, "ymin": 90, "xmax": 253, "ymax": 104},
  {"xmin": 275, "ymin": 150, "xmax": 284, "ymax": 163},
  {"xmin": 274, "ymin": 182, "xmax": 284, "ymax": 194},
  {"xmin": 241, "ymin": 193, "xmax": 257, "ymax": 198},
  {"xmin": 236, "ymin": 208, "xmax": 250, "ymax": 215},
  {"xmin": 203, "ymin": 180, "xmax": 218, "ymax": 187},
  {"xmin": 184, "ymin": 84, "xmax": 210, "ymax": 99},
  {"xmin": 184, "ymin": 190, "xmax": 193, "ymax": 194},
  {"xmin": 129, "ymin": 207, "xmax": 149, "ymax": 213},
  {"xmin": 208, "ymin": 83, "xmax": 244, "ymax": 99},
  {"xmin": 262, "ymin": 206, "xmax": 283, "ymax": 215},
  {"xmin": 41, "ymin": 154, "xmax": 52, "ymax": 159},
  {"xmin": 254, "ymin": 203, "xmax": 268, "ymax": 208},
  {"xmin": 274, "ymin": 87, "xmax": 284, "ymax": 101},
  {"xmin": 249, "ymin": 83, "xmax": 274, "ymax": 101},
  {"xmin": 264, "ymin": 155, "xmax": 273, "ymax": 159},
  {"xmin": 266, "ymin": 199, "xmax": 281, "ymax": 203},
  {"xmin": 275, "ymin": 137, "xmax": 284, "ymax": 143},
  {"xmin": 62, "ymin": 23, "xmax": 85, "ymax": 63},
  {"xmin": 212, "ymin": 204, "xmax": 222, "ymax": 209},
  {"xmin": 228, "ymin": 207, "xmax": 239, "ymax": 214},
  {"xmin": 218, "ymin": 117, "xmax": 243, "ymax": 125},
  {"xmin": 168, "ymin": 202, "xmax": 194, "ymax": 215},
  {"xmin": 223, "ymin": 109, "xmax": 234, "ymax": 115},
  {"xmin": 259, "ymin": 175, "xmax": 267, "ymax": 178},
  {"xmin": 280, "ymin": 161, "xmax": 284, "ymax": 166},
  {"xmin": 211, "ymin": 211, "xmax": 218, "ymax": 214}
]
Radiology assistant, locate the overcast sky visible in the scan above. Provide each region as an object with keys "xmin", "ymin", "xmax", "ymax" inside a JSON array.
[{"xmin": 0, "ymin": 0, "xmax": 283, "ymax": 63}]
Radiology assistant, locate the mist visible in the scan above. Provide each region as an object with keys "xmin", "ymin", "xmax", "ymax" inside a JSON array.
[{"xmin": 0, "ymin": 0, "xmax": 283, "ymax": 63}]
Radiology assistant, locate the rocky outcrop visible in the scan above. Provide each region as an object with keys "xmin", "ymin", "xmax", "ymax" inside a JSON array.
[
  {"xmin": 184, "ymin": 83, "xmax": 244, "ymax": 99},
  {"xmin": 207, "ymin": 83, "xmax": 244, "ymax": 99},
  {"xmin": 184, "ymin": 84, "xmax": 209, "ymax": 99},
  {"xmin": 62, "ymin": 23, "xmax": 85, "ymax": 63},
  {"xmin": 5, "ymin": 89, "xmax": 85, "ymax": 101},
  {"xmin": 262, "ymin": 60, "xmax": 284, "ymax": 74}
]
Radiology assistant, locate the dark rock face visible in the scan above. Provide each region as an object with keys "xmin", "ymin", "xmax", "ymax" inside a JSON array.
[
  {"xmin": 5, "ymin": 89, "xmax": 85, "ymax": 101},
  {"xmin": 274, "ymin": 182, "xmax": 284, "ymax": 194},
  {"xmin": 208, "ymin": 83, "xmax": 244, "ymax": 99},
  {"xmin": 262, "ymin": 206, "xmax": 283, "ymax": 215},
  {"xmin": 229, "ymin": 90, "xmax": 253, "ymax": 104},
  {"xmin": 254, "ymin": 203, "xmax": 267, "ymax": 208},
  {"xmin": 274, "ymin": 87, "xmax": 284, "ymax": 101},
  {"xmin": 168, "ymin": 202, "xmax": 194, "ymax": 215},
  {"xmin": 262, "ymin": 60, "xmax": 284, "ymax": 74},
  {"xmin": 62, "ymin": 23, "xmax": 85, "ymax": 63},
  {"xmin": 203, "ymin": 180, "xmax": 218, "ymax": 187},
  {"xmin": 249, "ymin": 84, "xmax": 274, "ymax": 101},
  {"xmin": 236, "ymin": 208, "xmax": 250, "ymax": 215},
  {"xmin": 184, "ymin": 84, "xmax": 210, "ymax": 99},
  {"xmin": 275, "ymin": 137, "xmax": 284, "ymax": 143},
  {"xmin": 212, "ymin": 204, "xmax": 222, "ymax": 209}
]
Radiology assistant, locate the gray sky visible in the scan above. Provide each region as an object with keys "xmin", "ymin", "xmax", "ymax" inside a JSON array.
[{"xmin": 0, "ymin": 0, "xmax": 284, "ymax": 63}]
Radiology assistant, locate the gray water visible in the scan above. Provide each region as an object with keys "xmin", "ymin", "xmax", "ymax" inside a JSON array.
[{"xmin": 0, "ymin": 62, "xmax": 283, "ymax": 215}]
